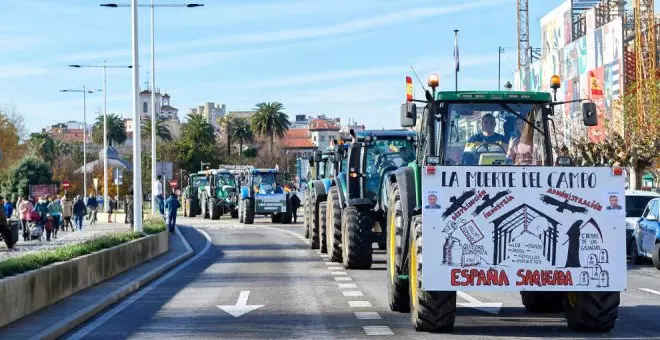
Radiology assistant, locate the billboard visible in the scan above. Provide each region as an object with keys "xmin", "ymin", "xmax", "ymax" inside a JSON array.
[
  {"xmin": 421, "ymin": 166, "xmax": 627, "ymax": 291},
  {"xmin": 515, "ymin": 1, "xmax": 623, "ymax": 148}
]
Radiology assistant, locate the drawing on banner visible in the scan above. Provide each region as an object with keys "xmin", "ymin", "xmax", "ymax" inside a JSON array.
[
  {"xmin": 422, "ymin": 166, "xmax": 626, "ymax": 291},
  {"xmin": 441, "ymin": 188, "xmax": 477, "ymax": 219}
]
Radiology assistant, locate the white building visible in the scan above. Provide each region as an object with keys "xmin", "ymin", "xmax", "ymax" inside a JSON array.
[
  {"xmin": 308, "ymin": 116, "xmax": 341, "ymax": 150},
  {"xmin": 139, "ymin": 87, "xmax": 179, "ymax": 122},
  {"xmin": 189, "ymin": 102, "xmax": 226, "ymax": 128}
]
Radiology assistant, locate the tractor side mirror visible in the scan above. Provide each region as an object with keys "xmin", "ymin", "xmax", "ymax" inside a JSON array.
[
  {"xmin": 400, "ymin": 103, "xmax": 417, "ymax": 128},
  {"xmin": 582, "ymin": 102, "xmax": 598, "ymax": 126},
  {"xmin": 346, "ymin": 142, "xmax": 366, "ymax": 200}
]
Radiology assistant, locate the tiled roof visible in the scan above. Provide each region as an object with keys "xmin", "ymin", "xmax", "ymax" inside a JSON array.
[
  {"xmin": 309, "ymin": 118, "xmax": 340, "ymax": 131},
  {"xmin": 282, "ymin": 128, "xmax": 316, "ymax": 149}
]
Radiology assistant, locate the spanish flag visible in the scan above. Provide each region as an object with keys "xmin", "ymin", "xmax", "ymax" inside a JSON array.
[{"xmin": 589, "ymin": 70, "xmax": 603, "ymax": 96}]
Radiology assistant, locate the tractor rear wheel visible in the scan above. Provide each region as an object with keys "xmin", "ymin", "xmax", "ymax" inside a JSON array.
[
  {"xmin": 326, "ymin": 187, "xmax": 342, "ymax": 262},
  {"xmin": 271, "ymin": 213, "xmax": 282, "ymax": 223},
  {"xmin": 243, "ymin": 198, "xmax": 255, "ymax": 224},
  {"xmin": 341, "ymin": 206, "xmax": 372, "ymax": 269},
  {"xmin": 230, "ymin": 205, "xmax": 239, "ymax": 219},
  {"xmin": 309, "ymin": 199, "xmax": 320, "ymax": 249},
  {"xmin": 387, "ymin": 184, "xmax": 410, "ymax": 312},
  {"xmin": 409, "ymin": 215, "xmax": 456, "ymax": 332},
  {"xmin": 319, "ymin": 202, "xmax": 328, "ymax": 253},
  {"xmin": 563, "ymin": 291, "xmax": 619, "ymax": 332}
]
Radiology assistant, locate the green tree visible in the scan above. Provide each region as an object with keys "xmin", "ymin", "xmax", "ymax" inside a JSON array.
[
  {"xmin": 28, "ymin": 132, "xmax": 56, "ymax": 164},
  {"xmin": 141, "ymin": 117, "xmax": 173, "ymax": 143},
  {"xmin": 218, "ymin": 115, "xmax": 234, "ymax": 156},
  {"xmin": 0, "ymin": 156, "xmax": 53, "ymax": 199},
  {"xmin": 232, "ymin": 118, "xmax": 253, "ymax": 157},
  {"xmin": 251, "ymin": 102, "xmax": 290, "ymax": 153},
  {"xmin": 176, "ymin": 114, "xmax": 216, "ymax": 173},
  {"xmin": 91, "ymin": 113, "xmax": 128, "ymax": 147},
  {"xmin": 0, "ymin": 111, "xmax": 21, "ymax": 173}
]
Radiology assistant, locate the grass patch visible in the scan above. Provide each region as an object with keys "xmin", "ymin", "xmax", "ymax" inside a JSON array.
[{"xmin": 143, "ymin": 215, "xmax": 167, "ymax": 234}]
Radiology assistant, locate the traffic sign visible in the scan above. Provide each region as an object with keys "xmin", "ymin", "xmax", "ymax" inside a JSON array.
[
  {"xmin": 169, "ymin": 179, "xmax": 178, "ymax": 188},
  {"xmin": 62, "ymin": 180, "xmax": 70, "ymax": 190}
]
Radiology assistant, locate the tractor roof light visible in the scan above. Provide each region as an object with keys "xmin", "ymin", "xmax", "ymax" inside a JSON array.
[
  {"xmin": 428, "ymin": 73, "xmax": 440, "ymax": 89},
  {"xmin": 406, "ymin": 76, "xmax": 413, "ymax": 102},
  {"xmin": 550, "ymin": 75, "xmax": 561, "ymax": 90}
]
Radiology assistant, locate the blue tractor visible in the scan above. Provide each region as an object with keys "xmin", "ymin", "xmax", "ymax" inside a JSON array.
[{"xmin": 238, "ymin": 168, "xmax": 293, "ymax": 224}]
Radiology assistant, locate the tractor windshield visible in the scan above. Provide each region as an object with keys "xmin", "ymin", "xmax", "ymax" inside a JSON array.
[
  {"xmin": 192, "ymin": 176, "xmax": 207, "ymax": 187},
  {"xmin": 253, "ymin": 173, "xmax": 277, "ymax": 194},
  {"xmin": 216, "ymin": 173, "xmax": 236, "ymax": 187},
  {"xmin": 443, "ymin": 102, "xmax": 549, "ymax": 166},
  {"xmin": 364, "ymin": 138, "xmax": 415, "ymax": 199}
]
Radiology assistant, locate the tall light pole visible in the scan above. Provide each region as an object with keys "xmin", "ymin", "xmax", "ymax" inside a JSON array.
[
  {"xmin": 69, "ymin": 62, "xmax": 132, "ymax": 213},
  {"xmin": 131, "ymin": 0, "xmax": 142, "ymax": 232},
  {"xmin": 60, "ymin": 87, "xmax": 100, "ymax": 199},
  {"xmin": 101, "ymin": 2, "xmax": 204, "ymax": 215}
]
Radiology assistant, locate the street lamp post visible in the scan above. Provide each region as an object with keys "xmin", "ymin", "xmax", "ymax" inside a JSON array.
[
  {"xmin": 100, "ymin": 2, "xmax": 204, "ymax": 216},
  {"xmin": 69, "ymin": 62, "xmax": 132, "ymax": 213},
  {"xmin": 60, "ymin": 87, "xmax": 100, "ymax": 199}
]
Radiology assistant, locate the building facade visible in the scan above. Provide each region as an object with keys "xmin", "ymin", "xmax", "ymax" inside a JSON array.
[
  {"xmin": 189, "ymin": 102, "xmax": 226, "ymax": 128},
  {"xmin": 139, "ymin": 87, "xmax": 179, "ymax": 122},
  {"xmin": 309, "ymin": 116, "xmax": 341, "ymax": 150}
]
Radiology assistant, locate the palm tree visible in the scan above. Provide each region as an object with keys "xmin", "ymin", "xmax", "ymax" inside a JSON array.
[
  {"xmin": 218, "ymin": 115, "xmax": 234, "ymax": 156},
  {"xmin": 28, "ymin": 132, "xmax": 55, "ymax": 164},
  {"xmin": 251, "ymin": 102, "xmax": 290, "ymax": 153},
  {"xmin": 91, "ymin": 114, "xmax": 128, "ymax": 147},
  {"xmin": 141, "ymin": 117, "xmax": 173, "ymax": 143},
  {"xmin": 232, "ymin": 118, "xmax": 253, "ymax": 156},
  {"xmin": 182, "ymin": 113, "xmax": 215, "ymax": 145}
]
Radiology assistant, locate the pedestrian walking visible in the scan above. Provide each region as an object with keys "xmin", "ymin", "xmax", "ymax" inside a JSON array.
[
  {"xmin": 3, "ymin": 197, "xmax": 13, "ymax": 219},
  {"xmin": 153, "ymin": 175, "xmax": 164, "ymax": 217},
  {"xmin": 164, "ymin": 192, "xmax": 180, "ymax": 233},
  {"xmin": 18, "ymin": 195, "xmax": 33, "ymax": 241},
  {"xmin": 61, "ymin": 194, "xmax": 73, "ymax": 231},
  {"xmin": 44, "ymin": 213, "xmax": 55, "ymax": 241},
  {"xmin": 290, "ymin": 191, "xmax": 301, "ymax": 223},
  {"xmin": 85, "ymin": 194, "xmax": 98, "ymax": 223},
  {"xmin": 0, "ymin": 195, "xmax": 17, "ymax": 250},
  {"xmin": 34, "ymin": 196, "xmax": 49, "ymax": 226},
  {"xmin": 73, "ymin": 195, "xmax": 87, "ymax": 230},
  {"xmin": 125, "ymin": 191, "xmax": 134, "ymax": 229},
  {"xmin": 48, "ymin": 196, "xmax": 63, "ymax": 238}
]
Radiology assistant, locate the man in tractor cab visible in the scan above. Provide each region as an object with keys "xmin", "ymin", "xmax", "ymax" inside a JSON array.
[
  {"xmin": 467, "ymin": 113, "xmax": 508, "ymax": 144},
  {"xmin": 461, "ymin": 113, "xmax": 509, "ymax": 165}
]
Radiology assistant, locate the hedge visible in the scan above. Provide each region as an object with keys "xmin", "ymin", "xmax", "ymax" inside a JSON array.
[{"xmin": 0, "ymin": 217, "xmax": 168, "ymax": 279}]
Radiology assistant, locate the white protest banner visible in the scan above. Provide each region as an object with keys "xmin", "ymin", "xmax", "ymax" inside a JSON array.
[{"xmin": 422, "ymin": 166, "xmax": 626, "ymax": 292}]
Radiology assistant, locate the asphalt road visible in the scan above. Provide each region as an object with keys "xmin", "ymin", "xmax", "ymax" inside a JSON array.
[{"xmin": 64, "ymin": 216, "xmax": 660, "ymax": 339}]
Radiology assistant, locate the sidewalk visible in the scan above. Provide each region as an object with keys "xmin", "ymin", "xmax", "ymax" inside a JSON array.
[
  {"xmin": 0, "ymin": 226, "xmax": 193, "ymax": 340},
  {"xmin": 0, "ymin": 221, "xmax": 133, "ymax": 262}
]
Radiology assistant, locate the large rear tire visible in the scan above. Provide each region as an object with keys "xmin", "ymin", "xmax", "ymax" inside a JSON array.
[
  {"xmin": 230, "ymin": 205, "xmax": 239, "ymax": 219},
  {"xmin": 409, "ymin": 215, "xmax": 456, "ymax": 332},
  {"xmin": 309, "ymin": 198, "xmax": 320, "ymax": 249},
  {"xmin": 210, "ymin": 199, "xmax": 221, "ymax": 220},
  {"xmin": 387, "ymin": 183, "xmax": 410, "ymax": 312},
  {"xmin": 326, "ymin": 187, "xmax": 342, "ymax": 262},
  {"xmin": 304, "ymin": 190, "xmax": 311, "ymax": 238},
  {"xmin": 563, "ymin": 292, "xmax": 619, "ymax": 332},
  {"xmin": 520, "ymin": 292, "xmax": 564, "ymax": 313},
  {"xmin": 341, "ymin": 206, "xmax": 372, "ymax": 269},
  {"xmin": 319, "ymin": 202, "xmax": 328, "ymax": 253},
  {"xmin": 243, "ymin": 198, "xmax": 255, "ymax": 224}
]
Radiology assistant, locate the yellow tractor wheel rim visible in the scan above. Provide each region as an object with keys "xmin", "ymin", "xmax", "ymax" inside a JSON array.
[
  {"xmin": 410, "ymin": 232, "xmax": 418, "ymax": 308},
  {"xmin": 567, "ymin": 292, "xmax": 577, "ymax": 307}
]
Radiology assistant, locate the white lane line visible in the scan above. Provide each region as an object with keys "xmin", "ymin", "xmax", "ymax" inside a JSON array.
[
  {"xmin": 355, "ymin": 312, "xmax": 381, "ymax": 320},
  {"xmin": 639, "ymin": 288, "xmax": 660, "ymax": 296},
  {"xmin": 327, "ymin": 266, "xmax": 343, "ymax": 271},
  {"xmin": 457, "ymin": 291, "xmax": 481, "ymax": 304},
  {"xmin": 342, "ymin": 290, "xmax": 364, "ymax": 297},
  {"xmin": 65, "ymin": 229, "xmax": 213, "ymax": 340},
  {"xmin": 324, "ymin": 261, "xmax": 336, "ymax": 265},
  {"xmin": 363, "ymin": 326, "xmax": 393, "ymax": 336},
  {"xmin": 338, "ymin": 283, "xmax": 358, "ymax": 289},
  {"xmin": 330, "ymin": 271, "xmax": 348, "ymax": 276},
  {"xmin": 335, "ymin": 277, "xmax": 352, "ymax": 281},
  {"xmin": 348, "ymin": 301, "xmax": 372, "ymax": 308}
]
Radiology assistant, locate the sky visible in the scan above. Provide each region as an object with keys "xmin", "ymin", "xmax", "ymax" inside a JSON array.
[{"xmin": 0, "ymin": 0, "xmax": 573, "ymax": 133}]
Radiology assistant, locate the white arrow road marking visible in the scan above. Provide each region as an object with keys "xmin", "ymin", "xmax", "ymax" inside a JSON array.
[
  {"xmin": 217, "ymin": 291, "xmax": 264, "ymax": 317},
  {"xmin": 639, "ymin": 288, "xmax": 660, "ymax": 296},
  {"xmin": 456, "ymin": 291, "xmax": 502, "ymax": 315},
  {"xmin": 355, "ymin": 312, "xmax": 381, "ymax": 320}
]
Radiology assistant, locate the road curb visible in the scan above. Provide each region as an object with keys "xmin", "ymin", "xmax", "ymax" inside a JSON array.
[{"xmin": 30, "ymin": 227, "xmax": 195, "ymax": 340}]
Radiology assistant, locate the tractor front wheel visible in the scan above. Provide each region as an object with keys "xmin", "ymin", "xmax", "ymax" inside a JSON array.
[
  {"xmin": 563, "ymin": 291, "xmax": 619, "ymax": 332},
  {"xmin": 243, "ymin": 198, "xmax": 255, "ymax": 224},
  {"xmin": 387, "ymin": 183, "xmax": 409, "ymax": 312},
  {"xmin": 309, "ymin": 199, "xmax": 320, "ymax": 249},
  {"xmin": 210, "ymin": 199, "xmax": 221, "ymax": 220},
  {"xmin": 341, "ymin": 206, "xmax": 372, "ymax": 269},
  {"xmin": 326, "ymin": 187, "xmax": 342, "ymax": 262}
]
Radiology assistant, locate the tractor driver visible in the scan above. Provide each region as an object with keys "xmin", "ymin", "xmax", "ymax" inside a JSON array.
[{"xmin": 467, "ymin": 113, "xmax": 508, "ymax": 144}]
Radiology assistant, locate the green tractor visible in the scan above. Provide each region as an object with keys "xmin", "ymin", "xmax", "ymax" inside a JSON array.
[
  {"xmin": 384, "ymin": 74, "xmax": 625, "ymax": 333},
  {"xmin": 325, "ymin": 130, "xmax": 417, "ymax": 269},
  {"xmin": 304, "ymin": 148, "xmax": 335, "ymax": 249},
  {"xmin": 200, "ymin": 169, "xmax": 240, "ymax": 220},
  {"xmin": 183, "ymin": 171, "xmax": 207, "ymax": 218}
]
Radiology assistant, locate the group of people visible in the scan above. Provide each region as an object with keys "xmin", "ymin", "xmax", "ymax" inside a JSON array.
[{"xmin": 0, "ymin": 193, "xmax": 98, "ymax": 247}]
